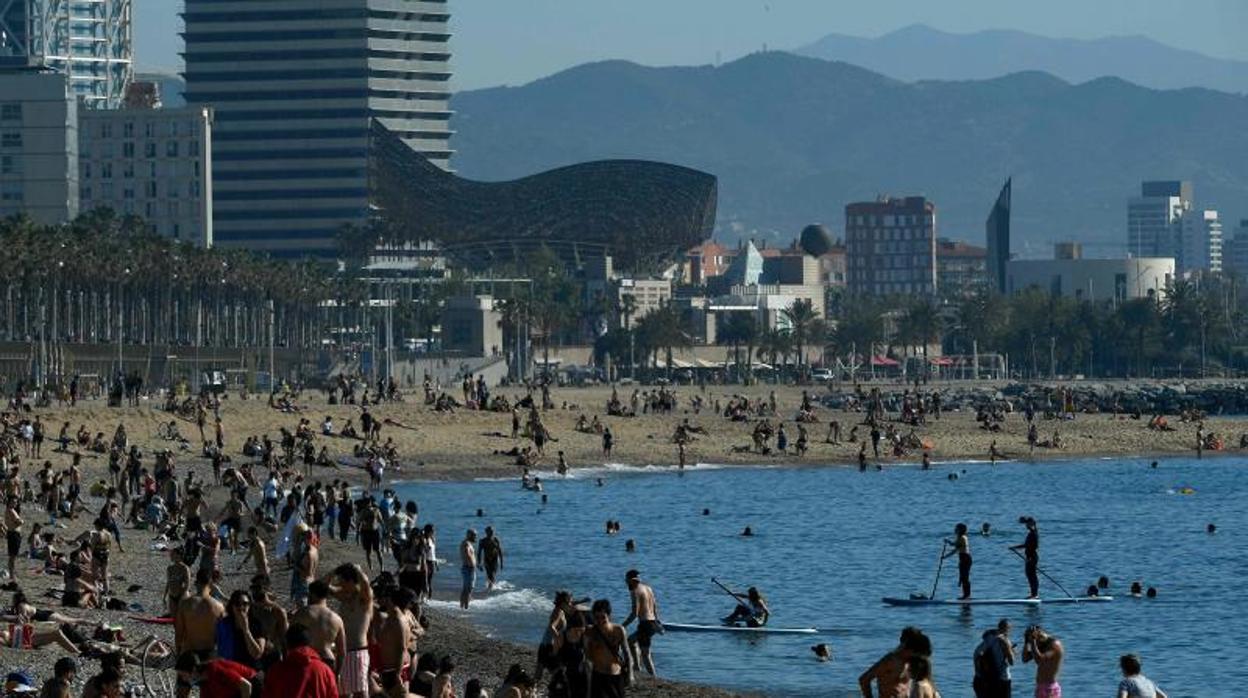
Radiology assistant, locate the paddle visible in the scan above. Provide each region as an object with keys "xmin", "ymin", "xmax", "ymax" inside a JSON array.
[
  {"xmin": 711, "ymin": 577, "xmax": 745, "ymax": 604},
  {"xmin": 1009, "ymin": 547, "xmax": 1077, "ymax": 600},
  {"xmin": 925, "ymin": 540, "xmax": 948, "ymax": 600}
]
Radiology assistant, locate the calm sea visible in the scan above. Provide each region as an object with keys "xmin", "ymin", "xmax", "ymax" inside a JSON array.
[{"xmin": 394, "ymin": 456, "xmax": 1244, "ymax": 697}]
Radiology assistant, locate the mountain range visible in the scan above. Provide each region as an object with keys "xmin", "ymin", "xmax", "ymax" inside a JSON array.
[
  {"xmin": 797, "ymin": 24, "xmax": 1248, "ymax": 95},
  {"xmin": 451, "ymin": 52, "xmax": 1248, "ymax": 253}
]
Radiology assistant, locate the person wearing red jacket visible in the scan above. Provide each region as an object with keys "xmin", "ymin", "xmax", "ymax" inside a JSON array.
[{"xmin": 261, "ymin": 625, "xmax": 338, "ymax": 698}]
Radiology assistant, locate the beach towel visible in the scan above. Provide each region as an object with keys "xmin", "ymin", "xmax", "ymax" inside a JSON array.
[{"xmin": 129, "ymin": 615, "xmax": 175, "ymax": 624}]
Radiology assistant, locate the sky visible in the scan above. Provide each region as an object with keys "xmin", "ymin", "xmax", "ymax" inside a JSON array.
[{"xmin": 136, "ymin": 0, "xmax": 1248, "ymax": 89}]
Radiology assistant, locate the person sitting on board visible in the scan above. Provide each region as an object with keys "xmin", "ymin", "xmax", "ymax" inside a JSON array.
[{"xmin": 721, "ymin": 586, "xmax": 770, "ymax": 627}]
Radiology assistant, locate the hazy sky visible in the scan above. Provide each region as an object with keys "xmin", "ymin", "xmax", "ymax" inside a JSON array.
[{"xmin": 137, "ymin": 0, "xmax": 1248, "ymax": 89}]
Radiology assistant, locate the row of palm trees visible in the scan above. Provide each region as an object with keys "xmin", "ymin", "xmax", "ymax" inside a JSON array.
[{"xmin": 0, "ymin": 211, "xmax": 346, "ymax": 352}]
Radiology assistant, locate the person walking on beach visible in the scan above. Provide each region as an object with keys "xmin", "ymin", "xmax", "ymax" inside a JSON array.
[
  {"xmin": 1022, "ymin": 625, "xmax": 1063, "ymax": 698},
  {"xmin": 586, "ymin": 599, "xmax": 631, "ymax": 698},
  {"xmin": 943, "ymin": 524, "xmax": 972, "ymax": 599},
  {"xmin": 460, "ymin": 529, "xmax": 478, "ymax": 609},
  {"xmin": 1117, "ymin": 653, "xmax": 1168, "ymax": 698},
  {"xmin": 358, "ymin": 498, "xmax": 384, "ymax": 572},
  {"xmin": 622, "ymin": 569, "xmax": 660, "ymax": 678},
  {"xmin": 478, "ymin": 526, "xmax": 504, "ymax": 591},
  {"xmin": 1009, "ymin": 517, "xmax": 1040, "ymax": 599},
  {"xmin": 5, "ymin": 495, "xmax": 23, "ymax": 579},
  {"xmin": 603, "ymin": 428, "xmax": 614, "ymax": 459}
]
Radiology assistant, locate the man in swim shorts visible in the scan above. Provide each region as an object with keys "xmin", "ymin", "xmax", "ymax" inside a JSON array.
[
  {"xmin": 622, "ymin": 569, "xmax": 661, "ymax": 677},
  {"xmin": 1023, "ymin": 625, "xmax": 1064, "ymax": 698},
  {"xmin": 459, "ymin": 529, "xmax": 477, "ymax": 609}
]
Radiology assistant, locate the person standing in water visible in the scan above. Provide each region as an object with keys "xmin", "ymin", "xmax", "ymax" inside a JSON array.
[
  {"xmin": 622, "ymin": 569, "xmax": 660, "ymax": 678},
  {"xmin": 943, "ymin": 523, "xmax": 972, "ymax": 599},
  {"xmin": 1022, "ymin": 625, "xmax": 1064, "ymax": 698},
  {"xmin": 1009, "ymin": 517, "xmax": 1041, "ymax": 599}
]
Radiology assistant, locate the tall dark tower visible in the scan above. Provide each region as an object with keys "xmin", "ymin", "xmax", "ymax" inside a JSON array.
[{"xmin": 985, "ymin": 178, "xmax": 1012, "ymax": 293}]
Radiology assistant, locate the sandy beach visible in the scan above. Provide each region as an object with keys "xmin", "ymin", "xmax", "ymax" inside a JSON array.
[{"xmin": 0, "ymin": 382, "xmax": 1237, "ymax": 696}]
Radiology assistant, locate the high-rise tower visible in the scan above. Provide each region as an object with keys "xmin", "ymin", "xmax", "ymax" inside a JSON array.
[
  {"xmin": 182, "ymin": 0, "xmax": 454, "ymax": 258},
  {"xmin": 0, "ymin": 0, "xmax": 133, "ymax": 109}
]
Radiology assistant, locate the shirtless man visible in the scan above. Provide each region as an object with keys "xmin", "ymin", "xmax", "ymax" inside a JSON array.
[
  {"xmin": 622, "ymin": 569, "xmax": 660, "ymax": 677},
  {"xmin": 240, "ymin": 527, "xmax": 269, "ymax": 578},
  {"xmin": 5, "ymin": 496, "xmax": 22, "ymax": 579},
  {"xmin": 291, "ymin": 526, "xmax": 317, "ymax": 607},
  {"xmin": 217, "ymin": 489, "xmax": 247, "ymax": 553},
  {"xmin": 459, "ymin": 529, "xmax": 477, "ymax": 609},
  {"xmin": 373, "ymin": 587, "xmax": 412, "ymax": 697},
  {"xmin": 247, "ymin": 575, "xmax": 287, "ymax": 668},
  {"xmin": 175, "ymin": 568, "xmax": 225, "ymax": 660},
  {"xmin": 478, "ymin": 526, "xmax": 505, "ymax": 591},
  {"xmin": 329, "ymin": 563, "xmax": 374, "ymax": 698},
  {"xmin": 165, "ymin": 547, "xmax": 192, "ymax": 617},
  {"xmin": 357, "ymin": 499, "xmax": 384, "ymax": 572},
  {"xmin": 1023, "ymin": 625, "xmax": 1064, "ymax": 698},
  {"xmin": 858, "ymin": 627, "xmax": 930, "ymax": 698},
  {"xmin": 584, "ymin": 599, "xmax": 631, "ymax": 698},
  {"xmin": 289, "ymin": 580, "xmax": 344, "ymax": 670}
]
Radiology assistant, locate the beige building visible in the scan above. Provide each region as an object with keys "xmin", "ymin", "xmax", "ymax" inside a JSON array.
[
  {"xmin": 0, "ymin": 69, "xmax": 78, "ymax": 224},
  {"xmin": 1007, "ymin": 257, "xmax": 1174, "ymax": 301},
  {"xmin": 78, "ymin": 99, "xmax": 214, "ymax": 246}
]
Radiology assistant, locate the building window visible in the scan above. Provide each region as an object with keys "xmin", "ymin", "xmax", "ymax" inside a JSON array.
[
  {"xmin": 188, "ymin": 140, "xmax": 199, "ymax": 156},
  {"xmin": 100, "ymin": 163, "xmax": 112, "ymax": 179},
  {"xmin": 123, "ymin": 142, "xmax": 135, "ymax": 158},
  {"xmin": 145, "ymin": 122, "xmax": 155, "ymax": 138},
  {"xmin": 80, "ymin": 186, "xmax": 91, "ymax": 200},
  {"xmin": 0, "ymin": 155, "xmax": 18, "ymax": 175},
  {"xmin": 123, "ymin": 121, "xmax": 134, "ymax": 138},
  {"xmin": 0, "ymin": 104, "xmax": 20, "ymax": 122},
  {"xmin": 81, "ymin": 161, "xmax": 91, "ymax": 179},
  {"xmin": 166, "ymin": 141, "xmax": 179, "ymax": 157},
  {"xmin": 123, "ymin": 186, "xmax": 135, "ymax": 200},
  {"xmin": 145, "ymin": 141, "xmax": 156, "ymax": 158},
  {"xmin": 0, "ymin": 132, "xmax": 21, "ymax": 148},
  {"xmin": 0, "ymin": 183, "xmax": 23, "ymax": 202},
  {"xmin": 146, "ymin": 180, "xmax": 157, "ymax": 198},
  {"xmin": 122, "ymin": 163, "xmax": 134, "ymax": 179}
]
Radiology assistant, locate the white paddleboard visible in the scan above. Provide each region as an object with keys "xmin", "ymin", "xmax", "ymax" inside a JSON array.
[
  {"xmin": 662, "ymin": 622, "xmax": 819, "ymax": 635},
  {"xmin": 882, "ymin": 597, "xmax": 1042, "ymax": 607}
]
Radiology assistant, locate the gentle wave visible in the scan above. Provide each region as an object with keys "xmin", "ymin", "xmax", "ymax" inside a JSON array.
[
  {"xmin": 473, "ymin": 461, "xmax": 777, "ymax": 482},
  {"xmin": 424, "ymin": 584, "xmax": 550, "ymax": 614}
]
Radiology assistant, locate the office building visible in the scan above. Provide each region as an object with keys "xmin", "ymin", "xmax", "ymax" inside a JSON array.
[
  {"xmin": 1178, "ymin": 208, "xmax": 1222, "ymax": 274},
  {"xmin": 1007, "ymin": 257, "xmax": 1174, "ymax": 301},
  {"xmin": 1128, "ymin": 180, "xmax": 1190, "ymax": 260},
  {"xmin": 182, "ymin": 0, "xmax": 455, "ymax": 257},
  {"xmin": 0, "ymin": 68, "xmax": 77, "ymax": 223},
  {"xmin": 845, "ymin": 196, "xmax": 937, "ymax": 296},
  {"xmin": 616, "ymin": 278, "xmax": 673, "ymax": 324},
  {"xmin": 78, "ymin": 94, "xmax": 214, "ymax": 246},
  {"xmin": 0, "ymin": 0, "xmax": 133, "ymax": 108},
  {"xmin": 936, "ymin": 238, "xmax": 988, "ymax": 297},
  {"xmin": 984, "ymin": 178, "xmax": 1011, "ymax": 293},
  {"xmin": 1224, "ymin": 220, "xmax": 1248, "ymax": 277}
]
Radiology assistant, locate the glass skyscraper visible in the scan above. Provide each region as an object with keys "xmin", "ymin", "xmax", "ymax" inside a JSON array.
[{"xmin": 182, "ymin": 0, "xmax": 454, "ymax": 258}]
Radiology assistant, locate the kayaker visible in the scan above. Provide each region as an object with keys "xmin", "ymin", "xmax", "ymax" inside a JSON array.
[{"xmin": 721, "ymin": 586, "xmax": 770, "ymax": 627}]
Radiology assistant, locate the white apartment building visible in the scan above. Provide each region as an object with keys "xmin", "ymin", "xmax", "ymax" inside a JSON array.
[
  {"xmin": 182, "ymin": 0, "xmax": 454, "ymax": 258},
  {"xmin": 617, "ymin": 278, "xmax": 673, "ymax": 324},
  {"xmin": 78, "ymin": 104, "xmax": 214, "ymax": 246},
  {"xmin": 1127, "ymin": 180, "xmax": 1221, "ymax": 275},
  {"xmin": 1007, "ymin": 257, "xmax": 1175, "ymax": 302},
  {"xmin": 0, "ymin": 68, "xmax": 78, "ymax": 223}
]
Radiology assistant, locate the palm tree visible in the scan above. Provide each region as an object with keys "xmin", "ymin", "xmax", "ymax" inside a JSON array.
[
  {"xmin": 756, "ymin": 327, "xmax": 791, "ymax": 384},
  {"xmin": 1117, "ymin": 298, "xmax": 1160, "ymax": 378},
  {"xmin": 617, "ymin": 292, "xmax": 639, "ymax": 376},
  {"xmin": 899, "ymin": 298, "xmax": 942, "ymax": 381},
  {"xmin": 717, "ymin": 312, "xmax": 758, "ymax": 383},
  {"xmin": 780, "ymin": 298, "xmax": 820, "ymax": 371},
  {"xmin": 636, "ymin": 303, "xmax": 689, "ymax": 380}
]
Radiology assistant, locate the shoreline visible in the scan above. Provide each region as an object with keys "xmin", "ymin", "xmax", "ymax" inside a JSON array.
[{"xmin": 0, "ymin": 384, "xmax": 1237, "ymax": 696}]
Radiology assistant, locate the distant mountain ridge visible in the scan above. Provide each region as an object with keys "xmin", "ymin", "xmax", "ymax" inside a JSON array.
[
  {"xmin": 797, "ymin": 24, "xmax": 1248, "ymax": 94},
  {"xmin": 451, "ymin": 52, "xmax": 1248, "ymax": 252}
]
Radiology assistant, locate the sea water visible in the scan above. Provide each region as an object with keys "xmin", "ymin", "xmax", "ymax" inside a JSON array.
[{"xmin": 394, "ymin": 457, "xmax": 1245, "ymax": 697}]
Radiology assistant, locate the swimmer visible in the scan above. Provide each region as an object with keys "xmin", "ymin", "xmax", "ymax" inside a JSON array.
[
  {"xmin": 702, "ymin": 508, "xmax": 710, "ymax": 516},
  {"xmin": 1150, "ymin": 461, "xmax": 1159, "ymax": 469},
  {"xmin": 1129, "ymin": 581, "xmax": 1143, "ymax": 597},
  {"xmin": 1207, "ymin": 523, "xmax": 1216, "ymax": 533},
  {"xmin": 1086, "ymin": 585, "xmax": 1099, "ymax": 597},
  {"xmin": 1146, "ymin": 587, "xmax": 1157, "ymax": 598},
  {"xmin": 625, "ymin": 539, "xmax": 636, "ymax": 553},
  {"xmin": 1098, "ymin": 576, "xmax": 1110, "ymax": 590},
  {"xmin": 981, "ymin": 523, "xmax": 992, "ymax": 537},
  {"xmin": 741, "ymin": 526, "xmax": 754, "ymax": 537},
  {"xmin": 476, "ymin": 508, "xmax": 484, "ymax": 517},
  {"xmin": 811, "ymin": 643, "xmax": 832, "ymax": 662}
]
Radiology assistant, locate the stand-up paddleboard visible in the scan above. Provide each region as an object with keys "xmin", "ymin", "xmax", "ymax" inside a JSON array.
[
  {"xmin": 663, "ymin": 622, "xmax": 819, "ymax": 635},
  {"xmin": 882, "ymin": 597, "xmax": 1042, "ymax": 607},
  {"xmin": 1041, "ymin": 596, "xmax": 1113, "ymax": 604}
]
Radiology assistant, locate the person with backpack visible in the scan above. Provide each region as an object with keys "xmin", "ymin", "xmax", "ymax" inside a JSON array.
[{"xmin": 972, "ymin": 618, "xmax": 1015, "ymax": 697}]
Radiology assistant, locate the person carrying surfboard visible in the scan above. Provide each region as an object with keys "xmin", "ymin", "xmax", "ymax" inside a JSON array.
[
  {"xmin": 942, "ymin": 523, "xmax": 972, "ymax": 600},
  {"xmin": 720, "ymin": 586, "xmax": 770, "ymax": 627}
]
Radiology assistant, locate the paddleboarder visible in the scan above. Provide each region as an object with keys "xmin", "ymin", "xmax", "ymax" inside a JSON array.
[
  {"xmin": 1009, "ymin": 517, "xmax": 1040, "ymax": 599},
  {"xmin": 719, "ymin": 585, "xmax": 770, "ymax": 628},
  {"xmin": 943, "ymin": 523, "xmax": 972, "ymax": 600}
]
